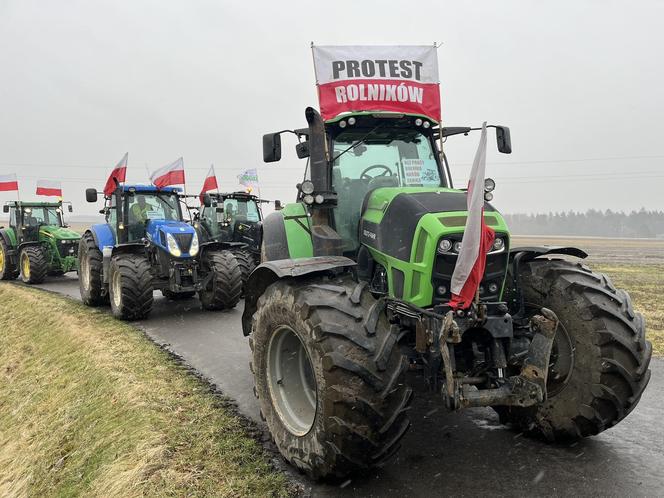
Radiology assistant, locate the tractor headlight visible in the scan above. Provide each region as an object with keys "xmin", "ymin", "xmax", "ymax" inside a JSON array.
[
  {"xmin": 453, "ymin": 241, "xmax": 463, "ymax": 253},
  {"xmin": 438, "ymin": 239, "xmax": 453, "ymax": 253},
  {"xmin": 189, "ymin": 232, "xmax": 199, "ymax": 256},
  {"xmin": 166, "ymin": 233, "xmax": 181, "ymax": 257},
  {"xmin": 484, "ymin": 178, "xmax": 496, "ymax": 192},
  {"xmin": 492, "ymin": 237, "xmax": 505, "ymax": 252}
]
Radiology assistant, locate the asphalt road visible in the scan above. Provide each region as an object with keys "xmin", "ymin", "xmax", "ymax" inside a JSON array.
[{"xmin": 30, "ymin": 275, "xmax": 664, "ymax": 497}]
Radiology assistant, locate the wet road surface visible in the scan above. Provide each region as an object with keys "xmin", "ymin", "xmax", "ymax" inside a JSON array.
[{"xmin": 29, "ymin": 275, "xmax": 664, "ymax": 497}]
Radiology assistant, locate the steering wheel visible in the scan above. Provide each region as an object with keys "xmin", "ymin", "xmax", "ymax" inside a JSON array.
[{"xmin": 360, "ymin": 164, "xmax": 393, "ymax": 180}]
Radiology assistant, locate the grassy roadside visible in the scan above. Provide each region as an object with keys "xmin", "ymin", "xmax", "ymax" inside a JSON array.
[
  {"xmin": 596, "ymin": 264, "xmax": 664, "ymax": 356},
  {"xmin": 0, "ymin": 284, "xmax": 293, "ymax": 497}
]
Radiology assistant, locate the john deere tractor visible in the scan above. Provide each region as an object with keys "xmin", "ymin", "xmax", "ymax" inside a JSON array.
[
  {"xmin": 196, "ymin": 191, "xmax": 279, "ymax": 286},
  {"xmin": 242, "ymin": 108, "xmax": 652, "ymax": 479},
  {"xmin": 0, "ymin": 200, "xmax": 79, "ymax": 284},
  {"xmin": 79, "ymin": 184, "xmax": 242, "ymax": 320}
]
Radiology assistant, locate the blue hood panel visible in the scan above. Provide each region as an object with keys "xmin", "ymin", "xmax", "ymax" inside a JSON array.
[{"xmin": 146, "ymin": 220, "xmax": 197, "ymax": 257}]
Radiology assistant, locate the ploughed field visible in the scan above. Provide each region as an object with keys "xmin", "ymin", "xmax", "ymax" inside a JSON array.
[{"xmin": 513, "ymin": 235, "xmax": 664, "ymax": 355}]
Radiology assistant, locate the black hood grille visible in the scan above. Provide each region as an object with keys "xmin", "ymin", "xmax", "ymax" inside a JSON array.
[{"xmin": 171, "ymin": 232, "xmax": 193, "ymax": 253}]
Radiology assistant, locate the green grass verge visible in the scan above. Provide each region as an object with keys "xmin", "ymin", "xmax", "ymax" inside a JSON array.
[
  {"xmin": 0, "ymin": 284, "xmax": 293, "ymax": 497},
  {"xmin": 596, "ymin": 264, "xmax": 664, "ymax": 356}
]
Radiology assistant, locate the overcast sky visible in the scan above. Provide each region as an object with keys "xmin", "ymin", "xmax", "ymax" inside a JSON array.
[{"xmin": 1, "ymin": 0, "xmax": 662, "ymax": 217}]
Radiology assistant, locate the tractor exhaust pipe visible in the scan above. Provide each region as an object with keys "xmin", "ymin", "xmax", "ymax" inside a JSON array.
[{"xmin": 305, "ymin": 107, "xmax": 329, "ymax": 194}]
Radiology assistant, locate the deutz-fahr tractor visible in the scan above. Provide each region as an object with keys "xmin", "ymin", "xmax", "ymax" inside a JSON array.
[
  {"xmin": 242, "ymin": 108, "xmax": 652, "ymax": 479},
  {"xmin": 196, "ymin": 191, "xmax": 279, "ymax": 286},
  {"xmin": 79, "ymin": 184, "xmax": 242, "ymax": 320},
  {"xmin": 0, "ymin": 200, "xmax": 79, "ymax": 284}
]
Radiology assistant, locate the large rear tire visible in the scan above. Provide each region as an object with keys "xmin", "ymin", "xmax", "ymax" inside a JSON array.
[
  {"xmin": 198, "ymin": 251, "xmax": 242, "ymax": 310},
  {"xmin": 0, "ymin": 238, "xmax": 17, "ymax": 280},
  {"xmin": 108, "ymin": 253, "xmax": 153, "ymax": 320},
  {"xmin": 251, "ymin": 276, "xmax": 413, "ymax": 479},
  {"xmin": 78, "ymin": 232, "xmax": 107, "ymax": 306},
  {"xmin": 497, "ymin": 259, "xmax": 651, "ymax": 440},
  {"xmin": 231, "ymin": 247, "xmax": 257, "ymax": 291},
  {"xmin": 19, "ymin": 245, "xmax": 48, "ymax": 284}
]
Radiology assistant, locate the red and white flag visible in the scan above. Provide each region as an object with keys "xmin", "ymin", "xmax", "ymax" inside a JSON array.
[
  {"xmin": 448, "ymin": 123, "xmax": 496, "ymax": 310},
  {"xmin": 199, "ymin": 164, "xmax": 218, "ymax": 203},
  {"xmin": 312, "ymin": 45, "xmax": 441, "ymax": 122},
  {"xmin": 150, "ymin": 157, "xmax": 185, "ymax": 188},
  {"xmin": 36, "ymin": 179, "xmax": 62, "ymax": 197},
  {"xmin": 104, "ymin": 152, "xmax": 128, "ymax": 196},
  {"xmin": 0, "ymin": 173, "xmax": 19, "ymax": 192}
]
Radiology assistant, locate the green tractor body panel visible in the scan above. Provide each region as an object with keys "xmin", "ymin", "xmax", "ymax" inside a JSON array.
[
  {"xmin": 277, "ymin": 186, "xmax": 509, "ymax": 308},
  {"xmin": 39, "ymin": 225, "xmax": 81, "ymax": 273},
  {"xmin": 281, "ymin": 202, "xmax": 314, "ymax": 259},
  {"xmin": 2, "ymin": 226, "xmax": 17, "ymax": 247}
]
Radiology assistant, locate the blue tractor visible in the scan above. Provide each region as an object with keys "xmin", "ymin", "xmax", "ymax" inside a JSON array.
[{"xmin": 79, "ymin": 184, "xmax": 242, "ymax": 320}]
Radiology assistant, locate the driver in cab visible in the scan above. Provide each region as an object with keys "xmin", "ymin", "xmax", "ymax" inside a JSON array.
[{"xmin": 130, "ymin": 195, "xmax": 153, "ymax": 224}]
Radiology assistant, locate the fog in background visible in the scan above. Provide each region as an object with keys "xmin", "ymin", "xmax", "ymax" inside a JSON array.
[{"xmin": 1, "ymin": 0, "xmax": 662, "ymax": 219}]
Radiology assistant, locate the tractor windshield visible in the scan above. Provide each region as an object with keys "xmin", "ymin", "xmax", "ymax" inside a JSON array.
[
  {"xmin": 331, "ymin": 128, "xmax": 443, "ymax": 253},
  {"xmin": 21, "ymin": 206, "xmax": 64, "ymax": 227},
  {"xmin": 331, "ymin": 129, "xmax": 442, "ymax": 188},
  {"xmin": 127, "ymin": 192, "xmax": 180, "ymax": 225},
  {"xmin": 223, "ymin": 199, "xmax": 260, "ymax": 224}
]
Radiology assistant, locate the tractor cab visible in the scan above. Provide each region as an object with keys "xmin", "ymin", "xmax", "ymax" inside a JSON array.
[
  {"xmin": 198, "ymin": 191, "xmax": 271, "ymax": 254},
  {"xmin": 3, "ymin": 200, "xmax": 73, "ymax": 243}
]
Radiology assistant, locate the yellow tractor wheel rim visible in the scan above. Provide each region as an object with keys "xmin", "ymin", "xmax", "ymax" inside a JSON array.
[
  {"xmin": 0, "ymin": 245, "xmax": 5, "ymax": 270},
  {"xmin": 21, "ymin": 253, "xmax": 30, "ymax": 279}
]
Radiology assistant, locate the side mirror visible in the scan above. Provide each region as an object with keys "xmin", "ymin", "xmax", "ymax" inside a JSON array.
[
  {"xmin": 68, "ymin": 205, "xmax": 73, "ymax": 213},
  {"xmin": 86, "ymin": 188, "xmax": 98, "ymax": 203},
  {"xmin": 274, "ymin": 200, "xmax": 282, "ymax": 210},
  {"xmin": 496, "ymin": 126, "xmax": 512, "ymax": 154},
  {"xmin": 202, "ymin": 193, "xmax": 212, "ymax": 207},
  {"xmin": 2, "ymin": 205, "xmax": 8, "ymax": 213},
  {"xmin": 295, "ymin": 141, "xmax": 310, "ymax": 159},
  {"xmin": 263, "ymin": 133, "xmax": 282, "ymax": 163}
]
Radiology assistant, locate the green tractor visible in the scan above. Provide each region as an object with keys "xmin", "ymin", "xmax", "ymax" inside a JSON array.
[
  {"xmin": 0, "ymin": 200, "xmax": 80, "ymax": 284},
  {"xmin": 242, "ymin": 108, "xmax": 652, "ymax": 479},
  {"xmin": 195, "ymin": 191, "xmax": 279, "ymax": 286}
]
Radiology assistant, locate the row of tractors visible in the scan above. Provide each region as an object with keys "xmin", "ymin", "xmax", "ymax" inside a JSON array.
[{"xmin": 0, "ymin": 187, "xmax": 275, "ymax": 320}]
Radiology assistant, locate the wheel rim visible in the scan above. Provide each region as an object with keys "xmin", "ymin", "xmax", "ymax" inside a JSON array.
[
  {"xmin": 80, "ymin": 254, "xmax": 90, "ymax": 290},
  {"xmin": 111, "ymin": 268, "xmax": 122, "ymax": 308},
  {"xmin": 266, "ymin": 326, "xmax": 317, "ymax": 436},
  {"xmin": 0, "ymin": 245, "xmax": 5, "ymax": 271},
  {"xmin": 21, "ymin": 253, "xmax": 30, "ymax": 279},
  {"xmin": 526, "ymin": 303, "xmax": 574, "ymax": 397}
]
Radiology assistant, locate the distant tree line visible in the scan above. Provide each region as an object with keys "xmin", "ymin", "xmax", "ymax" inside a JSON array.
[{"xmin": 503, "ymin": 209, "xmax": 664, "ymax": 238}]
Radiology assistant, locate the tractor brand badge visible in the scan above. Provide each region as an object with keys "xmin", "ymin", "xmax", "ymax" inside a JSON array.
[
  {"xmin": 312, "ymin": 45, "xmax": 441, "ymax": 122},
  {"xmin": 362, "ymin": 229, "xmax": 377, "ymax": 240}
]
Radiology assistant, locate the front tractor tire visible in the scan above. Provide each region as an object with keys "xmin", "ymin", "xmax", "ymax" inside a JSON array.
[
  {"xmin": 498, "ymin": 259, "xmax": 652, "ymax": 440},
  {"xmin": 0, "ymin": 239, "xmax": 18, "ymax": 280},
  {"xmin": 78, "ymin": 232, "xmax": 107, "ymax": 306},
  {"xmin": 108, "ymin": 253, "xmax": 153, "ymax": 320},
  {"xmin": 19, "ymin": 245, "xmax": 48, "ymax": 284},
  {"xmin": 231, "ymin": 248, "xmax": 257, "ymax": 291},
  {"xmin": 251, "ymin": 277, "xmax": 413, "ymax": 479},
  {"xmin": 198, "ymin": 251, "xmax": 242, "ymax": 310}
]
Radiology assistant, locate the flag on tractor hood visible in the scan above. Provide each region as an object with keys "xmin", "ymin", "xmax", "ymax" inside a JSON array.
[
  {"xmin": 151, "ymin": 157, "xmax": 185, "ymax": 188},
  {"xmin": 448, "ymin": 123, "xmax": 496, "ymax": 310},
  {"xmin": 36, "ymin": 179, "xmax": 62, "ymax": 197},
  {"xmin": 199, "ymin": 164, "xmax": 218, "ymax": 203},
  {"xmin": 312, "ymin": 45, "xmax": 441, "ymax": 122},
  {"xmin": 104, "ymin": 152, "xmax": 128, "ymax": 196},
  {"xmin": 237, "ymin": 168, "xmax": 259, "ymax": 188},
  {"xmin": 0, "ymin": 173, "xmax": 19, "ymax": 192}
]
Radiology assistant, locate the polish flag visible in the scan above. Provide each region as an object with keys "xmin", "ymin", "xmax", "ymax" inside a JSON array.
[
  {"xmin": 104, "ymin": 152, "xmax": 128, "ymax": 196},
  {"xmin": 0, "ymin": 173, "xmax": 19, "ymax": 192},
  {"xmin": 36, "ymin": 180, "xmax": 63, "ymax": 197},
  {"xmin": 199, "ymin": 164, "xmax": 218, "ymax": 203},
  {"xmin": 150, "ymin": 157, "xmax": 185, "ymax": 188},
  {"xmin": 448, "ymin": 123, "xmax": 496, "ymax": 310}
]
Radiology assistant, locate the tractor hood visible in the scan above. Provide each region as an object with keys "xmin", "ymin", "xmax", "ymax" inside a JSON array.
[
  {"xmin": 39, "ymin": 225, "xmax": 81, "ymax": 241},
  {"xmin": 359, "ymin": 187, "xmax": 507, "ymax": 262},
  {"xmin": 146, "ymin": 219, "xmax": 198, "ymax": 257}
]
